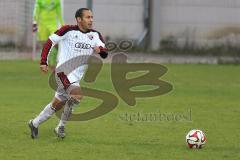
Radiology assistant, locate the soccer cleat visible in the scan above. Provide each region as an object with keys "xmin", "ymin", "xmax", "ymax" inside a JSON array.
[
  {"xmin": 28, "ymin": 119, "xmax": 38, "ymax": 139},
  {"xmin": 54, "ymin": 126, "xmax": 65, "ymax": 139}
]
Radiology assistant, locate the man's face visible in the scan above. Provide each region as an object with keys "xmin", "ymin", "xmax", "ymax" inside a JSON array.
[{"xmin": 77, "ymin": 10, "xmax": 93, "ymax": 31}]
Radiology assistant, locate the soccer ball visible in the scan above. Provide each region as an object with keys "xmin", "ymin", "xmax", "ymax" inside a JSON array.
[{"xmin": 186, "ymin": 129, "xmax": 206, "ymax": 149}]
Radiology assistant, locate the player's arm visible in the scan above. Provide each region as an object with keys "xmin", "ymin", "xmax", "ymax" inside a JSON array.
[
  {"xmin": 40, "ymin": 26, "xmax": 67, "ymax": 72},
  {"xmin": 93, "ymin": 31, "xmax": 108, "ymax": 59},
  {"xmin": 32, "ymin": 0, "xmax": 40, "ymax": 32},
  {"xmin": 56, "ymin": 0, "xmax": 64, "ymax": 26},
  {"xmin": 40, "ymin": 38, "xmax": 55, "ymax": 73}
]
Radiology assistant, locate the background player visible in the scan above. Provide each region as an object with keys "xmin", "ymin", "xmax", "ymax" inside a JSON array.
[
  {"xmin": 33, "ymin": 0, "xmax": 64, "ymax": 69},
  {"xmin": 29, "ymin": 8, "xmax": 108, "ymax": 139}
]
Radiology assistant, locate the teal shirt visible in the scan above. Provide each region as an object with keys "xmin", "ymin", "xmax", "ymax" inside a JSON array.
[{"xmin": 33, "ymin": 0, "xmax": 64, "ymax": 25}]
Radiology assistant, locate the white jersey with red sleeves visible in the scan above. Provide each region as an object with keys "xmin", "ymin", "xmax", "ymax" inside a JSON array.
[
  {"xmin": 41, "ymin": 25, "xmax": 106, "ymax": 84},
  {"xmin": 41, "ymin": 25, "xmax": 106, "ymax": 67}
]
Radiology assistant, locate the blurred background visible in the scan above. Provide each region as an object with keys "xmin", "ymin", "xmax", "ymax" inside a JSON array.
[
  {"xmin": 0, "ymin": 2, "xmax": 239, "ymax": 159},
  {"xmin": 1, "ymin": 0, "xmax": 240, "ymax": 62}
]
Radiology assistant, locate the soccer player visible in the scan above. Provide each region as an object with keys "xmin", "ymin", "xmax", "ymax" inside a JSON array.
[
  {"xmin": 28, "ymin": 8, "xmax": 108, "ymax": 139},
  {"xmin": 33, "ymin": 0, "xmax": 64, "ymax": 69}
]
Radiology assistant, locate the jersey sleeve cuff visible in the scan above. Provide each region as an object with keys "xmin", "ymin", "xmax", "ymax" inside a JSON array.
[
  {"xmin": 98, "ymin": 46, "xmax": 108, "ymax": 59},
  {"xmin": 40, "ymin": 61, "xmax": 48, "ymax": 65}
]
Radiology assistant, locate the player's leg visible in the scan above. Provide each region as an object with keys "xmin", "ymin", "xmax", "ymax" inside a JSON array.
[
  {"xmin": 38, "ymin": 24, "xmax": 49, "ymax": 47},
  {"xmin": 55, "ymin": 84, "xmax": 83, "ymax": 138},
  {"xmin": 28, "ymin": 97, "xmax": 66, "ymax": 139},
  {"xmin": 54, "ymin": 65, "xmax": 86, "ymax": 138},
  {"xmin": 34, "ymin": 24, "xmax": 49, "ymax": 60},
  {"xmin": 37, "ymin": 24, "xmax": 45, "ymax": 42}
]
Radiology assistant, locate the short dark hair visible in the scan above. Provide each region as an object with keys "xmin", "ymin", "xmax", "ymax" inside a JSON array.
[{"xmin": 75, "ymin": 8, "xmax": 90, "ymax": 19}]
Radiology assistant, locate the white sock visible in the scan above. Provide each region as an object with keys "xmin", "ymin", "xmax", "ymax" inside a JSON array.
[
  {"xmin": 32, "ymin": 103, "xmax": 55, "ymax": 127},
  {"xmin": 57, "ymin": 101, "xmax": 76, "ymax": 128}
]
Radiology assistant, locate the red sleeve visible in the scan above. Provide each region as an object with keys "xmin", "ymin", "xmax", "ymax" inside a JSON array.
[
  {"xmin": 40, "ymin": 39, "xmax": 53, "ymax": 65},
  {"xmin": 99, "ymin": 46, "xmax": 108, "ymax": 52},
  {"xmin": 40, "ymin": 25, "xmax": 78, "ymax": 65},
  {"xmin": 54, "ymin": 25, "xmax": 78, "ymax": 36}
]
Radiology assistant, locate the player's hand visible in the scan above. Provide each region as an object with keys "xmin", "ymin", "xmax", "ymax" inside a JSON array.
[
  {"xmin": 32, "ymin": 22, "xmax": 38, "ymax": 32},
  {"xmin": 40, "ymin": 65, "xmax": 48, "ymax": 73},
  {"xmin": 93, "ymin": 46, "xmax": 108, "ymax": 59}
]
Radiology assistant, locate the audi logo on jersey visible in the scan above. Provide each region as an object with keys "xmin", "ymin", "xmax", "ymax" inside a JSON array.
[{"xmin": 75, "ymin": 42, "xmax": 91, "ymax": 49}]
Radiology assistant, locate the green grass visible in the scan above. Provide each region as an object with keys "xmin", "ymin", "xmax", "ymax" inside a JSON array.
[{"xmin": 0, "ymin": 60, "xmax": 239, "ymax": 160}]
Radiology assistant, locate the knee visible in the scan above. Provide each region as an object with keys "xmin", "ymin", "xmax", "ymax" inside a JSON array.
[
  {"xmin": 70, "ymin": 94, "xmax": 83, "ymax": 101},
  {"xmin": 51, "ymin": 98, "xmax": 66, "ymax": 111},
  {"xmin": 67, "ymin": 94, "xmax": 82, "ymax": 106},
  {"xmin": 69, "ymin": 86, "xmax": 83, "ymax": 101}
]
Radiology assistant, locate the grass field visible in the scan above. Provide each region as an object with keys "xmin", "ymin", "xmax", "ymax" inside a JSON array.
[{"xmin": 0, "ymin": 60, "xmax": 239, "ymax": 160}]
